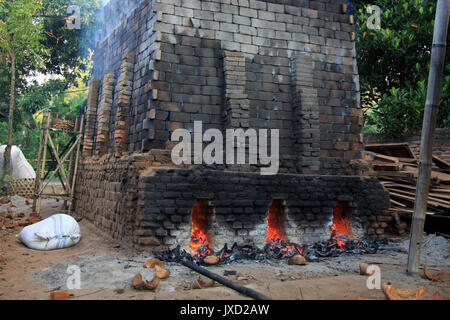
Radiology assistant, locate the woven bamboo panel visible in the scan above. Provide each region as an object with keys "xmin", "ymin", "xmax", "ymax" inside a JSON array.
[
  {"xmin": 51, "ymin": 118, "xmax": 75, "ymax": 132},
  {"xmin": 7, "ymin": 178, "xmax": 36, "ymax": 199}
]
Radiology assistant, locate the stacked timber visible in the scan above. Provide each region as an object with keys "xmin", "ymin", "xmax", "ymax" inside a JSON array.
[{"xmin": 364, "ymin": 143, "xmax": 450, "ymax": 234}]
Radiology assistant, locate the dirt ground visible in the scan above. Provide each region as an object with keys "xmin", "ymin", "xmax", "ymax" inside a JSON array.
[{"xmin": 0, "ymin": 197, "xmax": 448, "ymax": 300}]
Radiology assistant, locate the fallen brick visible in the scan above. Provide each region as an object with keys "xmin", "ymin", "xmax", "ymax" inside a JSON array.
[
  {"xmin": 0, "ymin": 197, "xmax": 10, "ymax": 205},
  {"xmin": 50, "ymin": 290, "xmax": 70, "ymax": 300}
]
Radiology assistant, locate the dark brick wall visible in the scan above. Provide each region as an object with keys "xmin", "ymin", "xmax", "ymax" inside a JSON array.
[
  {"xmin": 75, "ymin": 155, "xmax": 391, "ymax": 249},
  {"xmin": 137, "ymin": 168, "xmax": 390, "ymax": 250},
  {"xmin": 74, "ymin": 1, "xmax": 389, "ymax": 249}
]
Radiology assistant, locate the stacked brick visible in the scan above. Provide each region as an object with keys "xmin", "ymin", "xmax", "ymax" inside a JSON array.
[
  {"xmin": 223, "ymin": 51, "xmax": 250, "ymax": 128},
  {"xmin": 131, "ymin": 2, "xmax": 158, "ymax": 153},
  {"xmin": 74, "ymin": 150, "xmax": 188, "ymax": 246},
  {"xmin": 74, "ymin": 154, "xmax": 138, "ymax": 243},
  {"xmin": 74, "ymin": 0, "xmax": 394, "ymax": 249},
  {"xmin": 88, "ymin": 0, "xmax": 363, "ymax": 174},
  {"xmin": 95, "ymin": 71, "xmax": 116, "ymax": 155},
  {"xmin": 291, "ymin": 53, "xmax": 320, "ymax": 174},
  {"xmin": 83, "ymin": 79, "xmax": 99, "ymax": 157},
  {"xmin": 114, "ymin": 54, "xmax": 136, "ymax": 154}
]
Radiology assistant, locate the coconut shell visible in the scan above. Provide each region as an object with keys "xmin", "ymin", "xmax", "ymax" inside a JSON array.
[
  {"xmin": 144, "ymin": 258, "xmax": 164, "ymax": 269},
  {"xmin": 155, "ymin": 265, "xmax": 171, "ymax": 279},
  {"xmin": 424, "ymin": 266, "xmax": 443, "ymax": 281},
  {"xmin": 383, "ymin": 282, "xmax": 427, "ymax": 300},
  {"xmin": 192, "ymin": 277, "xmax": 214, "ymax": 289},
  {"xmin": 132, "ymin": 273, "xmax": 160, "ymax": 290},
  {"xmin": 132, "ymin": 273, "xmax": 146, "ymax": 290},
  {"xmin": 358, "ymin": 262, "xmax": 375, "ymax": 276},
  {"xmin": 288, "ymin": 254, "xmax": 306, "ymax": 265},
  {"xmin": 144, "ymin": 276, "xmax": 160, "ymax": 290},
  {"xmin": 203, "ymin": 255, "xmax": 220, "ymax": 265},
  {"xmin": 431, "ymin": 291, "xmax": 441, "ymax": 300}
]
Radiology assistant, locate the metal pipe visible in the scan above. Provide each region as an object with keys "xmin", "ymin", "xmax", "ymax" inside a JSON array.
[{"xmin": 180, "ymin": 259, "xmax": 272, "ymax": 300}]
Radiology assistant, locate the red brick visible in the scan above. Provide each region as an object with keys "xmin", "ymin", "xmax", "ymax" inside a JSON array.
[{"xmin": 50, "ymin": 290, "xmax": 70, "ymax": 300}]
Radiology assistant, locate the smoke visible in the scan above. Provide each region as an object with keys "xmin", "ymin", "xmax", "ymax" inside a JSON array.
[
  {"xmin": 95, "ymin": 0, "xmax": 143, "ymax": 44},
  {"xmin": 99, "ymin": 0, "xmax": 111, "ymax": 7}
]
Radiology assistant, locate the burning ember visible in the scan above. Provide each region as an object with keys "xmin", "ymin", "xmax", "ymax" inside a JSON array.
[
  {"xmin": 155, "ymin": 201, "xmax": 385, "ymax": 265},
  {"xmin": 189, "ymin": 200, "xmax": 213, "ymax": 256},
  {"xmin": 329, "ymin": 202, "xmax": 352, "ymax": 248}
]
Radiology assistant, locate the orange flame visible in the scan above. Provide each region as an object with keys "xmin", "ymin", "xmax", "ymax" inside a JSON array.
[
  {"xmin": 190, "ymin": 200, "xmax": 212, "ymax": 256},
  {"xmin": 330, "ymin": 202, "xmax": 351, "ymax": 248},
  {"xmin": 266, "ymin": 199, "xmax": 287, "ymax": 242},
  {"xmin": 266, "ymin": 200, "xmax": 303, "ymax": 256}
]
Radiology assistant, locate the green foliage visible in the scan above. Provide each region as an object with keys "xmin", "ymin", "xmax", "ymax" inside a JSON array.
[
  {"xmin": 0, "ymin": 0, "xmax": 48, "ymax": 64},
  {"xmin": 40, "ymin": 0, "xmax": 100, "ymax": 86},
  {"xmin": 0, "ymin": 0, "xmax": 97, "ymax": 174},
  {"xmin": 0, "ymin": 0, "xmax": 49, "ymax": 118},
  {"xmin": 0, "ymin": 0, "xmax": 100, "ymax": 117},
  {"xmin": 355, "ymin": 0, "xmax": 450, "ymax": 137}
]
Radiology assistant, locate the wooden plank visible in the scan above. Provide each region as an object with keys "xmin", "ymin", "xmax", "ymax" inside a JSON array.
[
  {"xmin": 389, "ymin": 192, "xmax": 448, "ymax": 211},
  {"xmin": 377, "ymin": 176, "xmax": 418, "ymax": 185},
  {"xmin": 388, "ymin": 188, "xmax": 450, "ymax": 208},
  {"xmin": 392, "ymin": 208, "xmax": 440, "ymax": 216},
  {"xmin": 398, "ymin": 157, "xmax": 419, "ymax": 164},
  {"xmin": 390, "ymin": 199, "xmax": 408, "ymax": 208},
  {"xmin": 372, "ymin": 171, "xmax": 418, "ymax": 179},
  {"xmin": 432, "ymin": 155, "xmax": 450, "ymax": 170},
  {"xmin": 366, "ymin": 143, "xmax": 417, "ymax": 160},
  {"xmin": 374, "ymin": 153, "xmax": 400, "ymax": 163},
  {"xmin": 383, "ymin": 182, "xmax": 450, "ymax": 200},
  {"xmin": 372, "ymin": 161, "xmax": 403, "ymax": 171}
]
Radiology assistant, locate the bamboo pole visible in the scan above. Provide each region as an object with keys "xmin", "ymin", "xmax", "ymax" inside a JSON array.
[
  {"xmin": 37, "ymin": 135, "xmax": 82, "ymax": 197},
  {"xmin": 68, "ymin": 115, "xmax": 84, "ymax": 214},
  {"xmin": 407, "ymin": 0, "xmax": 449, "ymax": 275},
  {"xmin": 32, "ymin": 112, "xmax": 47, "ymax": 212},
  {"xmin": 37, "ymin": 111, "xmax": 51, "ymax": 215},
  {"xmin": 65, "ymin": 117, "xmax": 79, "ymax": 210}
]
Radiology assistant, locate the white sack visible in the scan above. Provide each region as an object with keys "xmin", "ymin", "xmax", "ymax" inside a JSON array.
[
  {"xmin": 16, "ymin": 214, "xmax": 81, "ymax": 250},
  {"xmin": 0, "ymin": 145, "xmax": 36, "ymax": 179}
]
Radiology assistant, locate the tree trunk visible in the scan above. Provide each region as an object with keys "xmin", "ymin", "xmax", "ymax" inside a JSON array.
[{"xmin": 5, "ymin": 47, "xmax": 16, "ymax": 176}]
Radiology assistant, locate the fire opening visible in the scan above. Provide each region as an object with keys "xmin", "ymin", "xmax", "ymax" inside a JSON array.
[
  {"xmin": 190, "ymin": 199, "xmax": 214, "ymax": 256},
  {"xmin": 266, "ymin": 199, "xmax": 287, "ymax": 242},
  {"xmin": 329, "ymin": 201, "xmax": 352, "ymax": 248},
  {"xmin": 156, "ymin": 199, "xmax": 382, "ymax": 265},
  {"xmin": 265, "ymin": 199, "xmax": 303, "ymax": 256}
]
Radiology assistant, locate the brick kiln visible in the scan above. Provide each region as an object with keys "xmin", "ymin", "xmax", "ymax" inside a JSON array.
[{"xmin": 75, "ymin": 0, "xmax": 391, "ymax": 252}]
